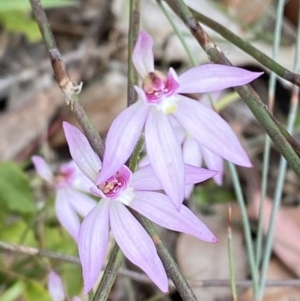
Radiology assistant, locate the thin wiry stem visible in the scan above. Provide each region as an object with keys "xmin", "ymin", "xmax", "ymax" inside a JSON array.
[
  {"xmin": 3, "ymin": 240, "xmax": 300, "ymax": 289},
  {"xmin": 258, "ymin": 2, "xmax": 300, "ymax": 298},
  {"xmin": 190, "ymin": 9, "xmax": 300, "ymax": 87},
  {"xmin": 165, "ymin": 0, "xmax": 300, "ymax": 178},
  {"xmin": 228, "ymin": 163, "xmax": 259, "ymax": 298},
  {"xmin": 131, "ymin": 211, "xmax": 198, "ymax": 301},
  {"xmin": 127, "ymin": 0, "xmax": 140, "ymax": 106},
  {"xmin": 157, "ymin": 0, "xmax": 197, "ymax": 66},
  {"xmin": 255, "ymin": 0, "xmax": 285, "ymax": 271},
  {"xmin": 29, "ymin": 0, "xmax": 105, "ymax": 158},
  {"xmin": 92, "ymin": 245, "xmax": 124, "ymax": 301},
  {"xmin": 227, "ymin": 205, "xmax": 237, "ymax": 301}
]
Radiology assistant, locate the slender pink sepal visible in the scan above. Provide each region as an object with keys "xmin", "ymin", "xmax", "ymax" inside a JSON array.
[
  {"xmin": 32, "ymin": 156, "xmax": 53, "ymax": 184},
  {"xmin": 97, "ymin": 101, "xmax": 149, "ymax": 185},
  {"xmin": 78, "ymin": 200, "xmax": 110, "ymax": 293},
  {"xmin": 55, "ymin": 189, "xmax": 81, "ymax": 241},
  {"xmin": 48, "ymin": 271, "xmax": 65, "ymax": 301},
  {"xmin": 63, "ymin": 122, "xmax": 102, "ymax": 183},
  {"xmin": 182, "ymin": 137, "xmax": 202, "ymax": 198},
  {"xmin": 174, "ymin": 96, "xmax": 252, "ymax": 167},
  {"xmin": 130, "ymin": 164, "xmax": 162, "ymax": 191},
  {"xmin": 131, "ymin": 191, "xmax": 217, "ymax": 243},
  {"xmin": 202, "ymin": 146, "xmax": 223, "ymax": 185},
  {"xmin": 178, "ymin": 64, "xmax": 263, "ymax": 94},
  {"xmin": 132, "ymin": 31, "xmax": 155, "ymax": 78},
  {"xmin": 110, "ymin": 202, "xmax": 169, "ymax": 293},
  {"xmin": 145, "ymin": 109, "xmax": 185, "ymax": 209}
]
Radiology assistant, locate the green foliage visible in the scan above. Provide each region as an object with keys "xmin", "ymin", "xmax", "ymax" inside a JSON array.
[
  {"xmin": 193, "ymin": 181, "xmax": 235, "ymax": 207},
  {"xmin": 0, "ymin": 0, "xmax": 77, "ymax": 42},
  {"xmin": 0, "ymin": 220, "xmax": 37, "ymax": 246},
  {"xmin": 0, "ymin": 11, "xmax": 41, "ymax": 42},
  {"xmin": 62, "ymin": 264, "xmax": 82, "ymax": 297},
  {"xmin": 0, "ymin": 281, "xmax": 24, "ymax": 301},
  {"xmin": 0, "ymin": 0, "xmax": 76, "ymax": 11},
  {"xmin": 23, "ymin": 281, "xmax": 52, "ymax": 301},
  {"xmin": 0, "ymin": 162, "xmax": 35, "ymax": 215}
]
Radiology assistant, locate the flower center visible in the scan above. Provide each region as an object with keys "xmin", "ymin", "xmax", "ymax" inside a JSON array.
[
  {"xmin": 141, "ymin": 69, "xmax": 180, "ymax": 114},
  {"xmin": 98, "ymin": 174, "xmax": 124, "ymax": 198},
  {"xmin": 97, "ymin": 166, "xmax": 134, "ymax": 205},
  {"xmin": 142, "ymin": 71, "xmax": 169, "ymax": 102}
]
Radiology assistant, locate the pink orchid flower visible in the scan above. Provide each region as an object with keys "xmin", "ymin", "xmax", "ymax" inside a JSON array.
[
  {"xmin": 48, "ymin": 271, "xmax": 81, "ymax": 301},
  {"xmin": 32, "ymin": 156, "xmax": 96, "ymax": 241},
  {"xmin": 63, "ymin": 121, "xmax": 217, "ymax": 293},
  {"xmin": 97, "ymin": 31, "xmax": 262, "ymax": 208}
]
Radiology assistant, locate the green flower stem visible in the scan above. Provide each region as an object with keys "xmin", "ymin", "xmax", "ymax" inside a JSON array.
[
  {"xmin": 165, "ymin": 0, "xmax": 300, "ymax": 179},
  {"xmin": 29, "ymin": 0, "xmax": 56, "ymax": 50},
  {"xmin": 131, "ymin": 210, "xmax": 198, "ymax": 301},
  {"xmin": 129, "ymin": 136, "xmax": 144, "ymax": 171},
  {"xmin": 190, "ymin": 9, "xmax": 300, "ymax": 88},
  {"xmin": 127, "ymin": 0, "xmax": 141, "ymax": 106},
  {"xmin": 256, "ymin": 0, "xmax": 285, "ymax": 271},
  {"xmin": 92, "ymin": 244, "xmax": 124, "ymax": 301},
  {"xmin": 228, "ymin": 163, "xmax": 259, "ymax": 298},
  {"xmin": 258, "ymin": 3, "xmax": 300, "ymax": 298},
  {"xmin": 227, "ymin": 205, "xmax": 237, "ymax": 301},
  {"xmin": 73, "ymin": 100, "xmax": 105, "ymax": 160}
]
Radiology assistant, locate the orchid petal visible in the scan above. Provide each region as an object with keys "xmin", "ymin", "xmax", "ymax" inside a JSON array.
[
  {"xmin": 64, "ymin": 189, "xmax": 97, "ymax": 217},
  {"xmin": 184, "ymin": 183, "xmax": 194, "ymax": 200},
  {"xmin": 132, "ymin": 31, "xmax": 155, "ymax": 78},
  {"xmin": 55, "ymin": 189, "xmax": 81, "ymax": 241},
  {"xmin": 60, "ymin": 161, "xmax": 94, "ymax": 193},
  {"xmin": 48, "ymin": 271, "xmax": 65, "ymax": 301},
  {"xmin": 139, "ymin": 155, "xmax": 150, "ymax": 167},
  {"xmin": 178, "ymin": 64, "xmax": 263, "ymax": 93},
  {"xmin": 131, "ymin": 165, "xmax": 162, "ymax": 191},
  {"xmin": 97, "ymin": 101, "xmax": 149, "ymax": 185},
  {"xmin": 131, "ymin": 191, "xmax": 217, "ymax": 242},
  {"xmin": 182, "ymin": 137, "xmax": 202, "ymax": 198},
  {"xmin": 90, "ymin": 186, "xmax": 106, "ymax": 198},
  {"xmin": 167, "ymin": 68, "xmax": 180, "ymax": 94},
  {"xmin": 183, "ymin": 137, "xmax": 202, "ymax": 166},
  {"xmin": 135, "ymin": 86, "xmax": 148, "ymax": 104},
  {"xmin": 110, "ymin": 202, "xmax": 168, "ymax": 292},
  {"xmin": 145, "ymin": 109, "xmax": 184, "ymax": 208},
  {"xmin": 131, "ymin": 163, "xmax": 215, "ymax": 192},
  {"xmin": 32, "ymin": 156, "xmax": 53, "ymax": 184},
  {"xmin": 174, "ymin": 96, "xmax": 252, "ymax": 167},
  {"xmin": 185, "ymin": 164, "xmax": 218, "ymax": 184},
  {"xmin": 63, "ymin": 122, "xmax": 101, "ymax": 183},
  {"xmin": 202, "ymin": 147, "xmax": 224, "ymax": 185},
  {"xmin": 78, "ymin": 200, "xmax": 110, "ymax": 293}
]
